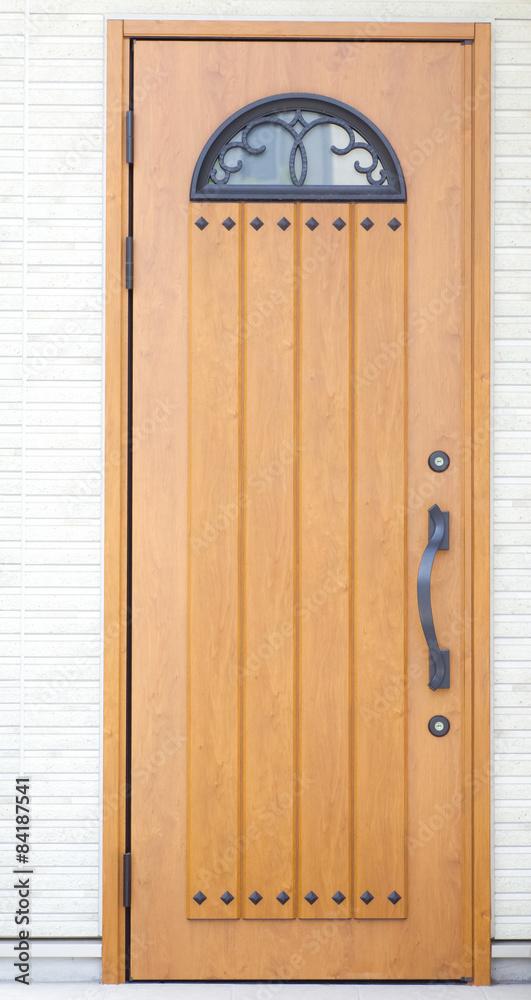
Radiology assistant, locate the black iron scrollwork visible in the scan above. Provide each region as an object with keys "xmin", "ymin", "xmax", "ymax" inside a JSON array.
[
  {"xmin": 210, "ymin": 109, "xmax": 387, "ymax": 188},
  {"xmin": 190, "ymin": 93, "xmax": 407, "ymax": 202}
]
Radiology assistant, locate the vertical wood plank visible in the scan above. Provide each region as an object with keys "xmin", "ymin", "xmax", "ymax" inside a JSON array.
[
  {"xmin": 298, "ymin": 204, "xmax": 351, "ymax": 919},
  {"xmin": 102, "ymin": 21, "xmax": 127, "ymax": 985},
  {"xmin": 187, "ymin": 203, "xmax": 241, "ymax": 919},
  {"xmin": 242, "ymin": 205, "xmax": 296, "ymax": 919},
  {"xmin": 472, "ymin": 22, "xmax": 491, "ymax": 987},
  {"xmin": 353, "ymin": 203, "xmax": 407, "ymax": 920}
]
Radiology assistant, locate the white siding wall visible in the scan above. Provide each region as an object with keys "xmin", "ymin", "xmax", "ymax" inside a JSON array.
[
  {"xmin": 0, "ymin": 0, "xmax": 529, "ymax": 943},
  {"xmin": 493, "ymin": 14, "xmax": 531, "ymax": 942}
]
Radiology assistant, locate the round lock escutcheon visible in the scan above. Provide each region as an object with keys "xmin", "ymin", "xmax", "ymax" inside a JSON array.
[
  {"xmin": 428, "ymin": 715, "xmax": 450, "ymax": 737},
  {"xmin": 428, "ymin": 451, "xmax": 450, "ymax": 473}
]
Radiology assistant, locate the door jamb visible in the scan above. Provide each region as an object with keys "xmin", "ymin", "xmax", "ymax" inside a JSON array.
[
  {"xmin": 103, "ymin": 18, "xmax": 491, "ymax": 985},
  {"xmin": 470, "ymin": 22, "xmax": 491, "ymax": 988},
  {"xmin": 103, "ymin": 20, "xmax": 129, "ymax": 984}
]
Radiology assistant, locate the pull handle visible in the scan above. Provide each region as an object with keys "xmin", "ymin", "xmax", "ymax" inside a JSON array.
[{"xmin": 417, "ymin": 504, "xmax": 450, "ymax": 690}]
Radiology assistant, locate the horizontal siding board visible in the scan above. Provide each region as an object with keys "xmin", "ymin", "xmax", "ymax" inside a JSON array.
[
  {"xmin": 29, "ymin": 0, "xmax": 531, "ymax": 15},
  {"xmin": 496, "ymin": 21, "xmax": 531, "ymax": 41},
  {"xmin": 495, "ymin": 160, "xmax": 531, "ymax": 180},
  {"xmin": 496, "ymin": 43, "xmax": 531, "ymax": 66},
  {"xmin": 0, "ymin": 0, "xmax": 530, "ymax": 942},
  {"xmin": 495, "ymin": 852, "xmax": 531, "ymax": 868},
  {"xmin": 494, "ymin": 757, "xmax": 531, "ymax": 775},
  {"xmin": 494, "ymin": 62, "xmax": 531, "ymax": 932},
  {"xmin": 29, "ymin": 17, "xmax": 104, "ymax": 37}
]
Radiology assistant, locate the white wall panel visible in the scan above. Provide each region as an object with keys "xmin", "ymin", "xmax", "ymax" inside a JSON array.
[
  {"xmin": 493, "ymin": 12, "xmax": 531, "ymax": 940},
  {"xmin": 0, "ymin": 0, "xmax": 529, "ymax": 946}
]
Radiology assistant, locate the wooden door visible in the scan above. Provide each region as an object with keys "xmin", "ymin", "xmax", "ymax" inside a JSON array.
[{"xmin": 109, "ymin": 28, "xmax": 490, "ymax": 983}]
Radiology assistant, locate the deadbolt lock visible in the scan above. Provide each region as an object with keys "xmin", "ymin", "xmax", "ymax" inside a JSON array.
[
  {"xmin": 428, "ymin": 451, "xmax": 450, "ymax": 473},
  {"xmin": 428, "ymin": 715, "xmax": 450, "ymax": 737}
]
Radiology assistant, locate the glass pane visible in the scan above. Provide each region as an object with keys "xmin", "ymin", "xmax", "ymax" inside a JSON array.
[
  {"xmin": 208, "ymin": 110, "xmax": 387, "ymax": 189},
  {"xmin": 303, "ymin": 123, "xmax": 387, "ymax": 187}
]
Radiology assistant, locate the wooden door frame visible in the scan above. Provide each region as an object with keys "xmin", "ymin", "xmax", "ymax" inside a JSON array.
[{"xmin": 103, "ymin": 19, "xmax": 491, "ymax": 985}]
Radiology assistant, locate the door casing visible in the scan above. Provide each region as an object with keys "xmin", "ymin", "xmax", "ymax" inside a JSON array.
[{"xmin": 103, "ymin": 18, "xmax": 491, "ymax": 985}]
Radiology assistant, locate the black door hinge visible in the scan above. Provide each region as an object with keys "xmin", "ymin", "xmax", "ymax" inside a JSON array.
[
  {"xmin": 461, "ymin": 39, "xmax": 473, "ymax": 45},
  {"xmin": 123, "ymin": 852, "xmax": 131, "ymax": 907},
  {"xmin": 126, "ymin": 110, "xmax": 134, "ymax": 163},
  {"xmin": 125, "ymin": 237, "xmax": 133, "ymax": 290}
]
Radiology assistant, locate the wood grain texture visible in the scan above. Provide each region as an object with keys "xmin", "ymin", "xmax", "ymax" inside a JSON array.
[
  {"xmin": 187, "ymin": 203, "xmax": 241, "ymax": 919},
  {"xmin": 130, "ymin": 37, "xmax": 193, "ymax": 975},
  {"xmin": 102, "ymin": 21, "xmax": 127, "ymax": 985},
  {"xmin": 352, "ymin": 203, "xmax": 407, "ymax": 920},
  {"xmin": 472, "ymin": 21, "xmax": 491, "ymax": 988},
  {"xmin": 242, "ymin": 205, "xmax": 296, "ymax": 919},
  {"xmin": 462, "ymin": 38, "xmax": 474, "ymax": 982},
  {"xmin": 124, "ymin": 37, "xmax": 481, "ymax": 980},
  {"xmin": 124, "ymin": 20, "xmax": 475, "ymax": 40},
  {"xmin": 298, "ymin": 203, "xmax": 351, "ymax": 920},
  {"xmin": 403, "ymin": 40, "xmax": 470, "ymax": 980}
]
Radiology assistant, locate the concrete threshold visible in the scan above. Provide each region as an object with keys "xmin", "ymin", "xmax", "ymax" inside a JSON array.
[{"xmin": 0, "ymin": 983, "xmax": 530, "ymax": 999}]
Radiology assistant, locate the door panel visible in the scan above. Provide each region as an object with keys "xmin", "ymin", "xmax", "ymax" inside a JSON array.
[
  {"xmin": 130, "ymin": 37, "xmax": 473, "ymax": 980},
  {"xmin": 187, "ymin": 203, "xmax": 407, "ymax": 923},
  {"xmin": 242, "ymin": 203, "xmax": 297, "ymax": 920},
  {"xmin": 352, "ymin": 203, "xmax": 407, "ymax": 918},
  {"xmin": 188, "ymin": 202, "xmax": 241, "ymax": 919},
  {"xmin": 298, "ymin": 203, "xmax": 351, "ymax": 920}
]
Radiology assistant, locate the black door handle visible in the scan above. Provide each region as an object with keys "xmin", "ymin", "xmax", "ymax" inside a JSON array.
[{"xmin": 417, "ymin": 504, "xmax": 450, "ymax": 690}]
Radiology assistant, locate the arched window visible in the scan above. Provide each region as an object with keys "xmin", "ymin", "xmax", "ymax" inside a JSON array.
[{"xmin": 191, "ymin": 93, "xmax": 406, "ymax": 202}]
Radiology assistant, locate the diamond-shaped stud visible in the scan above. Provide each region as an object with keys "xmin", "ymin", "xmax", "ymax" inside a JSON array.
[
  {"xmin": 277, "ymin": 217, "xmax": 291, "ymax": 231},
  {"xmin": 220, "ymin": 891, "xmax": 234, "ymax": 905},
  {"xmin": 332, "ymin": 890, "xmax": 346, "ymax": 905},
  {"xmin": 249, "ymin": 890, "xmax": 262, "ymax": 905},
  {"xmin": 305, "ymin": 217, "xmax": 319, "ymax": 231},
  {"xmin": 388, "ymin": 217, "xmax": 401, "ymax": 231},
  {"xmin": 250, "ymin": 217, "xmax": 264, "ymax": 231},
  {"xmin": 193, "ymin": 890, "xmax": 207, "ymax": 905},
  {"xmin": 333, "ymin": 217, "xmax": 346, "ymax": 231},
  {"xmin": 304, "ymin": 890, "xmax": 318, "ymax": 904},
  {"xmin": 194, "ymin": 217, "xmax": 208, "ymax": 230},
  {"xmin": 360, "ymin": 217, "xmax": 374, "ymax": 231},
  {"xmin": 388, "ymin": 890, "xmax": 401, "ymax": 905},
  {"xmin": 276, "ymin": 890, "xmax": 290, "ymax": 905},
  {"xmin": 222, "ymin": 217, "xmax": 236, "ymax": 231},
  {"xmin": 360, "ymin": 890, "xmax": 374, "ymax": 905}
]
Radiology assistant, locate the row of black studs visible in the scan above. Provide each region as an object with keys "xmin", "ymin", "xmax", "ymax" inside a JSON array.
[
  {"xmin": 193, "ymin": 888, "xmax": 401, "ymax": 906},
  {"xmin": 195, "ymin": 216, "xmax": 401, "ymax": 232},
  {"xmin": 361, "ymin": 889, "xmax": 402, "ymax": 905}
]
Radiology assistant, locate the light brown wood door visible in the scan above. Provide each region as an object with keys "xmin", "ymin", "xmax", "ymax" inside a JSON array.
[{"xmin": 128, "ymin": 36, "xmax": 484, "ymax": 981}]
